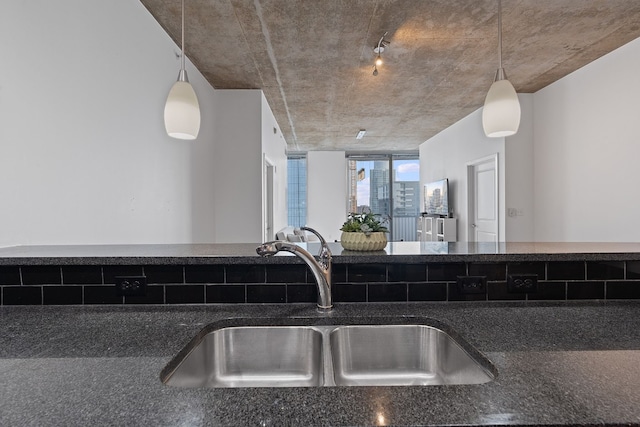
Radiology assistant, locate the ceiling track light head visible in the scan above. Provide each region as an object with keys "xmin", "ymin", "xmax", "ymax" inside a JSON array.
[
  {"xmin": 373, "ymin": 32, "xmax": 390, "ymax": 53},
  {"xmin": 372, "ymin": 32, "xmax": 389, "ymax": 76}
]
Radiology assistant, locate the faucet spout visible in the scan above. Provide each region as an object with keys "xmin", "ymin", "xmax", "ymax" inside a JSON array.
[{"xmin": 256, "ymin": 228, "xmax": 332, "ymax": 311}]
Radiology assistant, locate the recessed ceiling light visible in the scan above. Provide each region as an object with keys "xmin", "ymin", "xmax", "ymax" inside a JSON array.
[{"xmin": 356, "ymin": 130, "xmax": 366, "ymax": 139}]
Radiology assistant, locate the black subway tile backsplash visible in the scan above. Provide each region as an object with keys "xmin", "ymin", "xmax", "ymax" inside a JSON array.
[
  {"xmin": 347, "ymin": 264, "xmax": 387, "ymax": 282},
  {"xmin": 567, "ymin": 281, "xmax": 604, "ymax": 300},
  {"xmin": 388, "ymin": 264, "xmax": 426, "ymax": 282},
  {"xmin": 286, "ymin": 284, "xmax": 317, "ymax": 303},
  {"xmin": 103, "ymin": 266, "xmax": 143, "ymax": 284},
  {"xmin": 428, "ymin": 263, "xmax": 466, "ymax": 281},
  {"xmin": 488, "ymin": 282, "xmax": 525, "ymax": 301},
  {"xmin": 185, "ymin": 265, "xmax": 225, "ymax": 283},
  {"xmin": 266, "ymin": 265, "xmax": 306, "ymax": 283},
  {"xmin": 166, "ymin": 285, "xmax": 204, "ymax": 304},
  {"xmin": 587, "ymin": 261, "xmax": 624, "ymax": 280},
  {"xmin": 84, "ymin": 286, "xmax": 123, "ymax": 304},
  {"xmin": 226, "ymin": 265, "xmax": 265, "ymax": 283},
  {"xmin": 330, "ymin": 264, "xmax": 347, "ymax": 284},
  {"xmin": 0, "ymin": 267, "xmax": 21, "ymax": 285},
  {"xmin": 206, "ymin": 284, "xmax": 245, "ymax": 303},
  {"xmin": 144, "ymin": 266, "xmax": 184, "ymax": 284},
  {"xmin": 547, "ymin": 262, "xmax": 585, "ymax": 281},
  {"xmin": 3, "ymin": 260, "xmax": 640, "ymax": 305},
  {"xmin": 448, "ymin": 283, "xmax": 486, "ymax": 302},
  {"xmin": 408, "ymin": 282, "xmax": 447, "ymax": 301},
  {"xmin": 333, "ymin": 283, "xmax": 366, "ymax": 302},
  {"xmin": 626, "ymin": 261, "xmax": 640, "ymax": 279},
  {"xmin": 528, "ymin": 281, "xmax": 567, "ymax": 301},
  {"xmin": 3, "ymin": 286, "xmax": 42, "ymax": 305},
  {"xmin": 22, "ymin": 266, "xmax": 61, "ymax": 285},
  {"xmin": 62, "ymin": 266, "xmax": 102, "ymax": 285},
  {"xmin": 607, "ymin": 281, "xmax": 640, "ymax": 299},
  {"xmin": 43, "ymin": 286, "xmax": 82, "ymax": 305},
  {"xmin": 368, "ymin": 283, "xmax": 407, "ymax": 302},
  {"xmin": 469, "ymin": 263, "xmax": 506, "ymax": 281},
  {"xmin": 124, "ymin": 286, "xmax": 164, "ymax": 304},
  {"xmin": 507, "ymin": 262, "xmax": 546, "ymax": 278},
  {"xmin": 247, "ymin": 284, "xmax": 286, "ymax": 303}
]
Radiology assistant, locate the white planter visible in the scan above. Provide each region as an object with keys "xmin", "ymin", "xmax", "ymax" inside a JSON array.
[{"xmin": 340, "ymin": 231, "xmax": 387, "ymax": 251}]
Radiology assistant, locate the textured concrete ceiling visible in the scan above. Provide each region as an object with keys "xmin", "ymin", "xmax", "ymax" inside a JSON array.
[{"xmin": 140, "ymin": 0, "xmax": 640, "ymax": 153}]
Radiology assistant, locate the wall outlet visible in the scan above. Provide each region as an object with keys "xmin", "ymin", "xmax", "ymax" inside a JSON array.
[
  {"xmin": 115, "ymin": 276, "xmax": 147, "ymax": 297},
  {"xmin": 457, "ymin": 276, "xmax": 487, "ymax": 294},
  {"xmin": 507, "ymin": 208, "xmax": 524, "ymax": 217},
  {"xmin": 508, "ymin": 274, "xmax": 538, "ymax": 293}
]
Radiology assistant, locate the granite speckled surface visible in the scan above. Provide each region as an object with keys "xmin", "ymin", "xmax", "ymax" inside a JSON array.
[
  {"xmin": 3, "ymin": 242, "xmax": 640, "ymax": 265},
  {"xmin": 2, "ymin": 301, "xmax": 640, "ymax": 426}
]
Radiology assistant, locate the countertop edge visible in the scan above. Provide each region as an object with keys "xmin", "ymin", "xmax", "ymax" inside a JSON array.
[{"xmin": 3, "ymin": 252, "xmax": 640, "ymax": 265}]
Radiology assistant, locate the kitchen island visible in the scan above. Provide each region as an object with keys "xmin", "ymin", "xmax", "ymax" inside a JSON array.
[
  {"xmin": 1, "ymin": 242, "xmax": 640, "ymax": 426},
  {"xmin": 1, "ymin": 301, "xmax": 640, "ymax": 426}
]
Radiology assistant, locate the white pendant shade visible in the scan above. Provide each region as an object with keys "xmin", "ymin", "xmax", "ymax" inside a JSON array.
[
  {"xmin": 164, "ymin": 80, "xmax": 201, "ymax": 140},
  {"xmin": 482, "ymin": 79, "xmax": 521, "ymax": 138}
]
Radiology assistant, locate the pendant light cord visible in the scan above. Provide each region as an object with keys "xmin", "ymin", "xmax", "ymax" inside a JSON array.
[
  {"xmin": 494, "ymin": 0, "xmax": 506, "ymax": 81},
  {"xmin": 181, "ymin": 0, "xmax": 186, "ymax": 71},
  {"xmin": 497, "ymin": 0, "xmax": 502, "ymax": 69}
]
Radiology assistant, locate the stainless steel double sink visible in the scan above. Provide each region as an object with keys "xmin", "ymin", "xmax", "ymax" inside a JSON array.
[{"xmin": 160, "ymin": 317, "xmax": 496, "ymax": 388}]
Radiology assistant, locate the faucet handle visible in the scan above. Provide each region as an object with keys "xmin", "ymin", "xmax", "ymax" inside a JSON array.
[
  {"xmin": 299, "ymin": 227, "xmax": 326, "ymax": 246},
  {"xmin": 300, "ymin": 227, "xmax": 331, "ymax": 267}
]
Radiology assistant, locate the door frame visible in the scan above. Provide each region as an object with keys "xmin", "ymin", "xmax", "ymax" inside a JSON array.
[
  {"xmin": 263, "ymin": 155, "xmax": 275, "ymax": 242},
  {"xmin": 466, "ymin": 153, "xmax": 499, "ymax": 242}
]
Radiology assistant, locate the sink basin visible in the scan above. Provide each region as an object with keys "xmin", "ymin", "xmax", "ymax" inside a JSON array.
[
  {"xmin": 163, "ymin": 326, "xmax": 323, "ymax": 388},
  {"xmin": 161, "ymin": 318, "xmax": 495, "ymax": 388},
  {"xmin": 330, "ymin": 325, "xmax": 493, "ymax": 386}
]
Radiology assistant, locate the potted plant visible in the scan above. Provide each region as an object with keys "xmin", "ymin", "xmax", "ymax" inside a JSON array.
[{"xmin": 340, "ymin": 210, "xmax": 389, "ymax": 251}]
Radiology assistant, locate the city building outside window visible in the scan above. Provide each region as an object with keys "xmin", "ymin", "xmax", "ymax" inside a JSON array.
[{"xmin": 287, "ymin": 156, "xmax": 307, "ymax": 227}]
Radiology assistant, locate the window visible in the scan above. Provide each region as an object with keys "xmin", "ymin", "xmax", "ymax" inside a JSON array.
[
  {"xmin": 287, "ymin": 156, "xmax": 307, "ymax": 227},
  {"xmin": 347, "ymin": 155, "xmax": 420, "ymax": 241}
]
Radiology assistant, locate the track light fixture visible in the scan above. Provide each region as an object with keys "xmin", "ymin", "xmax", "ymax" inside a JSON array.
[{"xmin": 372, "ymin": 32, "xmax": 389, "ymax": 76}]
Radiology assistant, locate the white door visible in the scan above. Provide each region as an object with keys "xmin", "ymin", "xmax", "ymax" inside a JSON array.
[{"xmin": 467, "ymin": 154, "xmax": 498, "ymax": 242}]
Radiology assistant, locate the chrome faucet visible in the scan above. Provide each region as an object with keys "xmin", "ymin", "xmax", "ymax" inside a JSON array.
[{"xmin": 256, "ymin": 227, "xmax": 332, "ymax": 311}]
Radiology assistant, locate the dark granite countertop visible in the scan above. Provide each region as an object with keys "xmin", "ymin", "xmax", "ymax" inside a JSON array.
[
  {"xmin": 2, "ymin": 301, "xmax": 640, "ymax": 426},
  {"xmin": 3, "ymin": 242, "xmax": 640, "ymax": 265}
]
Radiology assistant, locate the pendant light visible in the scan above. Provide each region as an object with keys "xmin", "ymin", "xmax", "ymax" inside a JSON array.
[
  {"xmin": 164, "ymin": 0, "xmax": 201, "ymax": 140},
  {"xmin": 482, "ymin": 0, "xmax": 520, "ymax": 138}
]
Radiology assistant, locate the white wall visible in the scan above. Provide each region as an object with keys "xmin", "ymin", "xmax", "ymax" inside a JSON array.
[
  {"xmin": 0, "ymin": 0, "xmax": 218, "ymax": 246},
  {"xmin": 210, "ymin": 90, "xmax": 287, "ymax": 243},
  {"xmin": 210, "ymin": 90, "xmax": 262, "ymax": 243},
  {"xmin": 307, "ymin": 151, "xmax": 346, "ymax": 242},
  {"xmin": 419, "ymin": 109, "xmax": 506, "ymax": 242},
  {"xmin": 504, "ymin": 95, "xmax": 535, "ymax": 242},
  {"xmin": 261, "ymin": 93, "xmax": 288, "ymax": 239},
  {"xmin": 533, "ymin": 37, "xmax": 640, "ymax": 242}
]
